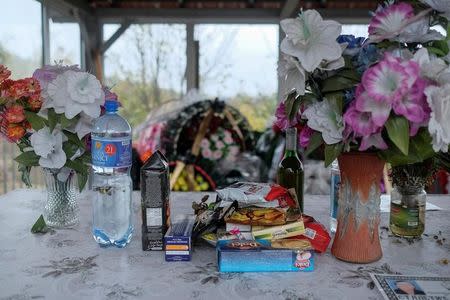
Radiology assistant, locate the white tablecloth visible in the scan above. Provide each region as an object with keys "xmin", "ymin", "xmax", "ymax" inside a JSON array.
[{"xmin": 0, "ymin": 189, "xmax": 449, "ymax": 300}]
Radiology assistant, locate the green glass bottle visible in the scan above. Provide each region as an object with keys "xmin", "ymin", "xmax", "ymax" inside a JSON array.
[{"xmin": 277, "ymin": 127, "xmax": 304, "ymax": 212}]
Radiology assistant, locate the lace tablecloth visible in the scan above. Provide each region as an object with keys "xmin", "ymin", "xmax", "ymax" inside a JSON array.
[{"xmin": 0, "ymin": 189, "xmax": 449, "ymax": 300}]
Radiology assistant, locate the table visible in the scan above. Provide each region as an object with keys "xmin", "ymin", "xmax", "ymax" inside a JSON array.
[{"xmin": 0, "ymin": 189, "xmax": 449, "ymax": 300}]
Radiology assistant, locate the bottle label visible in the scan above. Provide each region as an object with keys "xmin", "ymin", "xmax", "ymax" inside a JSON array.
[
  {"xmin": 390, "ymin": 203, "xmax": 421, "ymax": 228},
  {"xmin": 91, "ymin": 137, "xmax": 132, "ymax": 167}
]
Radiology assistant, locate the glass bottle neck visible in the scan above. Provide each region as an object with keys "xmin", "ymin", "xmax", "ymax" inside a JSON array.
[{"xmin": 285, "ymin": 128, "xmax": 297, "ymax": 154}]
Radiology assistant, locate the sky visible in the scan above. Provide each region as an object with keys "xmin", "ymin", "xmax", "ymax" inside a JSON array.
[{"xmin": 0, "ymin": 0, "xmax": 370, "ymax": 98}]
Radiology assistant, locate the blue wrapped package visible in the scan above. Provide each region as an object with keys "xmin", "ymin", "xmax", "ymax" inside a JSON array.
[{"xmin": 217, "ymin": 239, "xmax": 314, "ymax": 272}]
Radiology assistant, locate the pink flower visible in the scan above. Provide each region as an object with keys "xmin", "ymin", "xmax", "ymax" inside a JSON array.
[
  {"xmin": 362, "ymin": 53, "xmax": 414, "ymax": 104},
  {"xmin": 223, "ymin": 131, "xmax": 234, "ymax": 144},
  {"xmin": 368, "ymin": 3, "xmax": 414, "ymax": 42},
  {"xmin": 392, "ymin": 78, "xmax": 428, "ymax": 124},
  {"xmin": 299, "ymin": 126, "xmax": 314, "ymax": 148},
  {"xmin": 212, "ymin": 150, "xmax": 223, "ymax": 160},
  {"xmin": 343, "ymin": 102, "xmax": 378, "ymax": 136},
  {"xmin": 215, "ymin": 140, "xmax": 225, "ymax": 150},
  {"xmin": 200, "ymin": 138, "xmax": 210, "ymax": 149},
  {"xmin": 274, "ymin": 101, "xmax": 298, "ymax": 131},
  {"xmin": 355, "ymin": 85, "xmax": 391, "ymax": 127},
  {"xmin": 202, "ymin": 148, "xmax": 212, "ymax": 159},
  {"xmin": 359, "ymin": 131, "xmax": 388, "ymax": 151}
]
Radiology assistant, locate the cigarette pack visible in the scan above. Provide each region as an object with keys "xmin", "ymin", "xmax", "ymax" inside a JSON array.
[
  {"xmin": 217, "ymin": 239, "xmax": 314, "ymax": 272},
  {"xmin": 164, "ymin": 215, "xmax": 195, "ymax": 262}
]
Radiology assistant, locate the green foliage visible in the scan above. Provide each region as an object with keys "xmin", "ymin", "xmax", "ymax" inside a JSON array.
[
  {"xmin": 47, "ymin": 109, "xmax": 58, "ymax": 132},
  {"xmin": 31, "ymin": 215, "xmax": 49, "ymax": 234},
  {"xmin": 24, "ymin": 111, "xmax": 47, "ymax": 130},
  {"xmin": 304, "ymin": 132, "xmax": 323, "ymax": 156},
  {"xmin": 60, "ymin": 114, "xmax": 79, "ymax": 128},
  {"xmin": 14, "ymin": 151, "xmax": 40, "ymax": 166},
  {"xmin": 380, "ymin": 129, "xmax": 435, "ymax": 166},
  {"xmin": 385, "ymin": 116, "xmax": 410, "ymax": 156},
  {"xmin": 284, "ymin": 91, "xmax": 300, "ymax": 121},
  {"xmin": 324, "ymin": 143, "xmax": 343, "ymax": 167},
  {"xmin": 18, "ymin": 164, "xmax": 32, "ymax": 188}
]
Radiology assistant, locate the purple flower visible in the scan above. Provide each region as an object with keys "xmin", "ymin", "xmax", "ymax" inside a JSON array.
[
  {"xmin": 359, "ymin": 131, "xmax": 388, "ymax": 151},
  {"xmin": 343, "ymin": 101, "xmax": 379, "ymax": 136},
  {"xmin": 299, "ymin": 126, "xmax": 314, "ymax": 148},
  {"xmin": 274, "ymin": 101, "xmax": 299, "ymax": 131}
]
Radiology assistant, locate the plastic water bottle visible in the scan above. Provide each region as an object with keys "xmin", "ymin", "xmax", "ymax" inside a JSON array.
[
  {"xmin": 91, "ymin": 99, "xmax": 133, "ymax": 248},
  {"xmin": 329, "ymin": 159, "xmax": 340, "ymax": 233}
]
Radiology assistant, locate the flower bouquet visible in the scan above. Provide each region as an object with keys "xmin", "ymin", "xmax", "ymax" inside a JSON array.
[
  {"xmin": 275, "ymin": 1, "xmax": 450, "ymax": 263},
  {"xmin": 0, "ymin": 63, "xmax": 106, "ymax": 228}
]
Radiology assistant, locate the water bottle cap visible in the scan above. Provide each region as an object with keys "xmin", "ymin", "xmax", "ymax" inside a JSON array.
[{"xmin": 105, "ymin": 100, "xmax": 119, "ymax": 112}]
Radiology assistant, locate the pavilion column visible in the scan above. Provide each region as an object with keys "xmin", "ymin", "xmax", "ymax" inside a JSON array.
[
  {"xmin": 186, "ymin": 23, "xmax": 199, "ymax": 91},
  {"xmin": 79, "ymin": 16, "xmax": 104, "ymax": 81}
]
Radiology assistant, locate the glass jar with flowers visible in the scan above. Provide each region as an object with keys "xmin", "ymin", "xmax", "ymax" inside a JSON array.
[
  {"xmin": 0, "ymin": 64, "xmax": 108, "ymax": 229},
  {"xmin": 275, "ymin": 1, "xmax": 450, "ymax": 263}
]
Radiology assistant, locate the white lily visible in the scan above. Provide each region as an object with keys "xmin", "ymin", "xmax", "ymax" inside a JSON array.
[
  {"xmin": 302, "ymin": 98, "xmax": 344, "ymax": 144},
  {"xmin": 30, "ymin": 127, "xmax": 67, "ymax": 169},
  {"xmin": 278, "ymin": 54, "xmax": 306, "ymax": 96},
  {"xmin": 413, "ymin": 48, "xmax": 450, "ymax": 85},
  {"xmin": 425, "ymin": 84, "xmax": 450, "ymax": 152},
  {"xmin": 280, "ymin": 10, "xmax": 342, "ymax": 72},
  {"xmin": 420, "ymin": 0, "xmax": 450, "ymax": 18}
]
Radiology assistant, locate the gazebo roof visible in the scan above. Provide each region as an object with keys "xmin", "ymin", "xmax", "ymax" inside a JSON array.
[{"xmin": 47, "ymin": 0, "xmax": 378, "ymax": 24}]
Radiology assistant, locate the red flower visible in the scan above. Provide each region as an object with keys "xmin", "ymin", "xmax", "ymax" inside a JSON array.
[
  {"xmin": 4, "ymin": 104, "xmax": 25, "ymax": 123},
  {"xmin": 27, "ymin": 94, "xmax": 43, "ymax": 111},
  {"xmin": 0, "ymin": 65, "xmax": 11, "ymax": 84},
  {"xmin": 6, "ymin": 124, "xmax": 25, "ymax": 142}
]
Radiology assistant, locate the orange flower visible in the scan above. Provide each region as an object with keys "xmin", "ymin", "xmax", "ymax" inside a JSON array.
[
  {"xmin": 0, "ymin": 65, "xmax": 11, "ymax": 84},
  {"xmin": 4, "ymin": 104, "xmax": 25, "ymax": 123},
  {"xmin": 6, "ymin": 124, "xmax": 25, "ymax": 142},
  {"xmin": 27, "ymin": 94, "xmax": 43, "ymax": 111}
]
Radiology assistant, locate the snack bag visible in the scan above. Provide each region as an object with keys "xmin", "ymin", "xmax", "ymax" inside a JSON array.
[
  {"xmin": 225, "ymin": 207, "xmax": 287, "ymax": 226},
  {"xmin": 287, "ymin": 220, "xmax": 331, "ymax": 253},
  {"xmin": 216, "ymin": 182, "xmax": 297, "ymax": 208}
]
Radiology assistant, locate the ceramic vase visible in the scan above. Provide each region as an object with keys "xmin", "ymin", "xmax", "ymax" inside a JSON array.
[{"xmin": 331, "ymin": 152, "xmax": 384, "ymax": 263}]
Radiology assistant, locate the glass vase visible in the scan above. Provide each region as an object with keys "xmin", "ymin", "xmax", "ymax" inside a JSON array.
[
  {"xmin": 43, "ymin": 168, "xmax": 79, "ymax": 228},
  {"xmin": 389, "ymin": 185, "xmax": 426, "ymax": 237}
]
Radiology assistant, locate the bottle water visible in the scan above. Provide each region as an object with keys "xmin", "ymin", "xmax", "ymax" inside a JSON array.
[
  {"xmin": 329, "ymin": 159, "xmax": 340, "ymax": 233},
  {"xmin": 91, "ymin": 99, "xmax": 133, "ymax": 248}
]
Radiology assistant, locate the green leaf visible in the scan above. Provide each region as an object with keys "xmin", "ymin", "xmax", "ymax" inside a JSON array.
[
  {"xmin": 427, "ymin": 46, "xmax": 447, "ymax": 57},
  {"xmin": 338, "ymin": 69, "xmax": 361, "ymax": 81},
  {"xmin": 24, "ymin": 111, "xmax": 47, "ymax": 130},
  {"xmin": 14, "ymin": 151, "xmax": 40, "ymax": 166},
  {"xmin": 64, "ymin": 131, "xmax": 85, "ymax": 149},
  {"xmin": 304, "ymin": 132, "xmax": 323, "ymax": 156},
  {"xmin": 48, "ymin": 108, "xmax": 59, "ymax": 132},
  {"xmin": 62, "ymin": 142, "xmax": 79, "ymax": 159},
  {"xmin": 321, "ymin": 76, "xmax": 357, "ymax": 93},
  {"xmin": 18, "ymin": 164, "xmax": 32, "ymax": 187},
  {"xmin": 284, "ymin": 91, "xmax": 300, "ymax": 121},
  {"xmin": 385, "ymin": 116, "xmax": 409, "ymax": 156},
  {"xmin": 65, "ymin": 158, "xmax": 88, "ymax": 175},
  {"xmin": 380, "ymin": 128, "xmax": 434, "ymax": 166},
  {"xmin": 31, "ymin": 215, "xmax": 49, "ymax": 234},
  {"xmin": 60, "ymin": 114, "xmax": 79, "ymax": 129},
  {"xmin": 324, "ymin": 143, "xmax": 343, "ymax": 167},
  {"xmin": 76, "ymin": 171, "xmax": 89, "ymax": 192},
  {"xmin": 324, "ymin": 92, "xmax": 344, "ymax": 113}
]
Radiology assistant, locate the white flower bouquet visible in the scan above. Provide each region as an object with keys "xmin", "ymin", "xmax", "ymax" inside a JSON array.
[{"xmin": 0, "ymin": 63, "xmax": 108, "ymax": 191}]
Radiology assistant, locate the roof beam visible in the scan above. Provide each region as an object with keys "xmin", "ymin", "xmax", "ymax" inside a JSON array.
[
  {"xmin": 96, "ymin": 8, "xmax": 280, "ymax": 24},
  {"xmin": 280, "ymin": 0, "xmax": 299, "ymax": 18},
  {"xmin": 100, "ymin": 20, "xmax": 132, "ymax": 54},
  {"xmin": 37, "ymin": 0, "xmax": 91, "ymax": 20}
]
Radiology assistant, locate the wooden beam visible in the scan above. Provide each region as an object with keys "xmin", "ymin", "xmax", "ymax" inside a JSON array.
[
  {"xmin": 280, "ymin": 0, "xmax": 299, "ymax": 18},
  {"xmin": 186, "ymin": 23, "xmax": 199, "ymax": 90},
  {"xmin": 100, "ymin": 20, "xmax": 132, "ymax": 54},
  {"xmin": 96, "ymin": 8, "xmax": 280, "ymax": 24}
]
